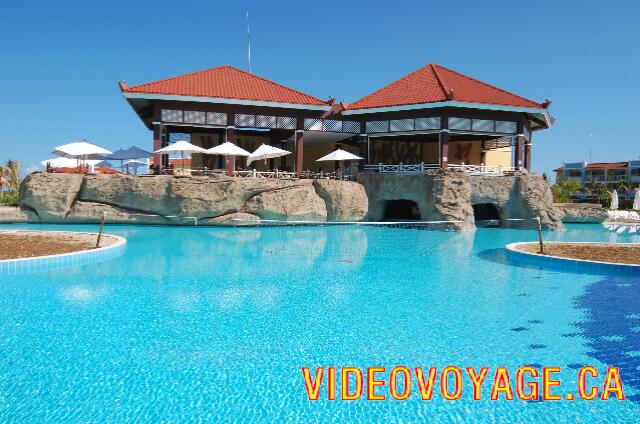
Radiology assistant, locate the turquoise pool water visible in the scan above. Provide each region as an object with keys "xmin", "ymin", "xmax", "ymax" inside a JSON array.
[{"xmin": 0, "ymin": 223, "xmax": 639, "ymax": 422}]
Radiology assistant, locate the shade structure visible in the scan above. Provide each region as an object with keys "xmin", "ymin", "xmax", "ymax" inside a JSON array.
[
  {"xmin": 95, "ymin": 160, "xmax": 113, "ymax": 168},
  {"xmin": 41, "ymin": 157, "xmax": 100, "ymax": 168},
  {"xmin": 105, "ymin": 146, "xmax": 153, "ymax": 160},
  {"xmin": 53, "ymin": 141, "xmax": 112, "ymax": 161},
  {"xmin": 633, "ymin": 188, "xmax": 640, "ymax": 210},
  {"xmin": 124, "ymin": 159, "xmax": 148, "ymax": 167},
  {"xmin": 155, "ymin": 140, "xmax": 206, "ymax": 171},
  {"xmin": 205, "ymin": 142, "xmax": 251, "ymax": 156},
  {"xmin": 205, "ymin": 142, "xmax": 251, "ymax": 176},
  {"xmin": 316, "ymin": 149, "xmax": 364, "ymax": 162},
  {"xmin": 246, "ymin": 144, "xmax": 290, "ymax": 166},
  {"xmin": 123, "ymin": 159, "xmax": 148, "ymax": 175},
  {"xmin": 611, "ymin": 190, "xmax": 619, "ymax": 210},
  {"xmin": 154, "ymin": 140, "xmax": 206, "ymax": 155}
]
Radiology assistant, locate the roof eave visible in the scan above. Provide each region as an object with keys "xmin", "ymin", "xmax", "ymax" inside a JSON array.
[
  {"xmin": 122, "ymin": 92, "xmax": 331, "ymax": 111},
  {"xmin": 343, "ymin": 100, "xmax": 551, "ymax": 128}
]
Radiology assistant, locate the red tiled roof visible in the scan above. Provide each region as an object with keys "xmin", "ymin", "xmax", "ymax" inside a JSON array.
[
  {"xmin": 554, "ymin": 162, "xmax": 629, "ymax": 172},
  {"xmin": 348, "ymin": 64, "xmax": 544, "ymax": 110},
  {"xmin": 585, "ymin": 162, "xmax": 628, "ymax": 169},
  {"xmin": 122, "ymin": 66, "xmax": 328, "ymax": 106}
]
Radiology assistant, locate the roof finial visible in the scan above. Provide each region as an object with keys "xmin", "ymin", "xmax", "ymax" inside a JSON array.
[
  {"xmin": 446, "ymin": 88, "xmax": 454, "ymax": 100},
  {"xmin": 246, "ymin": 10, "xmax": 252, "ymax": 74}
]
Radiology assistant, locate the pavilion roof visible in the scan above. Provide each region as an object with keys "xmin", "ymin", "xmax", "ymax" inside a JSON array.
[
  {"xmin": 121, "ymin": 65, "xmax": 329, "ymax": 107},
  {"xmin": 348, "ymin": 64, "xmax": 544, "ymax": 110}
]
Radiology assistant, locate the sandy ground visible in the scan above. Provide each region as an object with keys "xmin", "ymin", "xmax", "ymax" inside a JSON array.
[
  {"xmin": 518, "ymin": 242, "xmax": 640, "ymax": 265},
  {"xmin": 0, "ymin": 231, "xmax": 117, "ymax": 260}
]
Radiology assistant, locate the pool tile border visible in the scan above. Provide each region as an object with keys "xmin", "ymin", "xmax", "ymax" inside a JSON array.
[
  {"xmin": 0, "ymin": 231, "xmax": 127, "ymax": 276},
  {"xmin": 505, "ymin": 242, "xmax": 640, "ymax": 276}
]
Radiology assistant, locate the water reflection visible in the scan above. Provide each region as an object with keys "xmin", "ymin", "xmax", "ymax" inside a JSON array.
[{"xmin": 58, "ymin": 284, "xmax": 111, "ymax": 303}]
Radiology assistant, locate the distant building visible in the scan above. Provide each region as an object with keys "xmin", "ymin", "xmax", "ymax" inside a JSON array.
[{"xmin": 553, "ymin": 160, "xmax": 640, "ymax": 189}]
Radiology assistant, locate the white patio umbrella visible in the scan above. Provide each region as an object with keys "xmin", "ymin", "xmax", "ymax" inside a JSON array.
[
  {"xmin": 316, "ymin": 149, "xmax": 364, "ymax": 162},
  {"xmin": 41, "ymin": 157, "xmax": 101, "ymax": 168},
  {"xmin": 206, "ymin": 141, "xmax": 251, "ymax": 157},
  {"xmin": 611, "ymin": 189, "xmax": 619, "ymax": 210},
  {"xmin": 206, "ymin": 142, "xmax": 251, "ymax": 174},
  {"xmin": 155, "ymin": 140, "xmax": 206, "ymax": 170},
  {"xmin": 247, "ymin": 144, "xmax": 291, "ymax": 166},
  {"xmin": 633, "ymin": 188, "xmax": 640, "ymax": 210},
  {"xmin": 52, "ymin": 141, "xmax": 112, "ymax": 166}
]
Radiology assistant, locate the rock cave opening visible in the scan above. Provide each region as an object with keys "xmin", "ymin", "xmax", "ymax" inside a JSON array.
[
  {"xmin": 472, "ymin": 203, "xmax": 501, "ymax": 226},
  {"xmin": 383, "ymin": 200, "xmax": 421, "ymax": 221}
]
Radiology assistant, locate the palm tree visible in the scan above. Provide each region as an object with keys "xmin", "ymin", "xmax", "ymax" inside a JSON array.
[
  {"xmin": 0, "ymin": 159, "xmax": 19, "ymax": 198},
  {"xmin": 5, "ymin": 160, "xmax": 19, "ymax": 191}
]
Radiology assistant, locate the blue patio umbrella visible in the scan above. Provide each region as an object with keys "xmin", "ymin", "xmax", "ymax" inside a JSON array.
[
  {"xmin": 95, "ymin": 160, "xmax": 114, "ymax": 168},
  {"xmin": 123, "ymin": 159, "xmax": 149, "ymax": 175},
  {"xmin": 104, "ymin": 146, "xmax": 153, "ymax": 172}
]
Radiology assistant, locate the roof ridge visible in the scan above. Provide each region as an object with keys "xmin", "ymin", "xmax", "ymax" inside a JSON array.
[
  {"xmin": 126, "ymin": 65, "xmax": 327, "ymax": 104},
  {"xmin": 432, "ymin": 64, "xmax": 543, "ymax": 108},
  {"xmin": 349, "ymin": 64, "xmax": 442, "ymax": 108},
  {"xmin": 220, "ymin": 66, "xmax": 328, "ymax": 104},
  {"xmin": 429, "ymin": 64, "xmax": 449, "ymax": 98}
]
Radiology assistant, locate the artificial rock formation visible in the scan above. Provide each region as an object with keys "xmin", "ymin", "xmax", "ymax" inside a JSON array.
[
  {"xmin": 468, "ymin": 172, "xmax": 564, "ymax": 230},
  {"xmin": 12, "ymin": 170, "xmax": 564, "ymax": 230},
  {"xmin": 357, "ymin": 170, "xmax": 475, "ymax": 231},
  {"xmin": 358, "ymin": 170, "xmax": 564, "ymax": 231},
  {"xmin": 16, "ymin": 172, "xmax": 367, "ymax": 226}
]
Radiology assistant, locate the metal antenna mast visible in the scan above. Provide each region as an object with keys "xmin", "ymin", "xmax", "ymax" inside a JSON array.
[{"xmin": 246, "ymin": 10, "xmax": 252, "ymax": 73}]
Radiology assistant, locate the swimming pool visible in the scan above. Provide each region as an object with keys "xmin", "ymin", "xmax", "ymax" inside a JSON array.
[{"xmin": 0, "ymin": 223, "xmax": 638, "ymax": 422}]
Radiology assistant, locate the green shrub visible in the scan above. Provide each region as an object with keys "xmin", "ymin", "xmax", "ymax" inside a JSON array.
[{"xmin": 0, "ymin": 192, "xmax": 19, "ymax": 206}]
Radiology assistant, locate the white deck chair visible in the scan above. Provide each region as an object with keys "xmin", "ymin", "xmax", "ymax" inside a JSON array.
[{"xmin": 616, "ymin": 226, "xmax": 628, "ymax": 234}]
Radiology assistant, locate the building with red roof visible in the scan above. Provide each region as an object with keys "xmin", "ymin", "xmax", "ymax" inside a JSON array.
[
  {"xmin": 554, "ymin": 160, "xmax": 640, "ymax": 189},
  {"xmin": 120, "ymin": 64, "xmax": 552, "ymax": 176}
]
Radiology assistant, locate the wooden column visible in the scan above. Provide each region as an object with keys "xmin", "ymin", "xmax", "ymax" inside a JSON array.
[
  {"xmin": 226, "ymin": 126, "xmax": 236, "ymax": 176},
  {"xmin": 152, "ymin": 123, "xmax": 162, "ymax": 173},
  {"xmin": 515, "ymin": 137, "xmax": 525, "ymax": 170},
  {"xmin": 440, "ymin": 116, "xmax": 449, "ymax": 168},
  {"xmin": 358, "ymin": 134, "xmax": 368, "ymax": 170},
  {"xmin": 515, "ymin": 119, "xmax": 525, "ymax": 171},
  {"xmin": 280, "ymin": 141, "xmax": 288, "ymax": 170},
  {"xmin": 268, "ymin": 132, "xmax": 277, "ymax": 170},
  {"xmin": 295, "ymin": 130, "xmax": 304, "ymax": 177},
  {"xmin": 440, "ymin": 130, "xmax": 450, "ymax": 168},
  {"xmin": 524, "ymin": 143, "xmax": 532, "ymax": 172}
]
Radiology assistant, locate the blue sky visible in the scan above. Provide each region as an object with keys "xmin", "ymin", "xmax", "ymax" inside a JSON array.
[{"xmin": 1, "ymin": 0, "xmax": 638, "ymax": 178}]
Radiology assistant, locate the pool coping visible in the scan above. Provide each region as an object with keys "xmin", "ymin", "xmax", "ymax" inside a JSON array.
[
  {"xmin": 505, "ymin": 241, "xmax": 640, "ymax": 276},
  {"xmin": 0, "ymin": 230, "xmax": 127, "ymax": 275}
]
